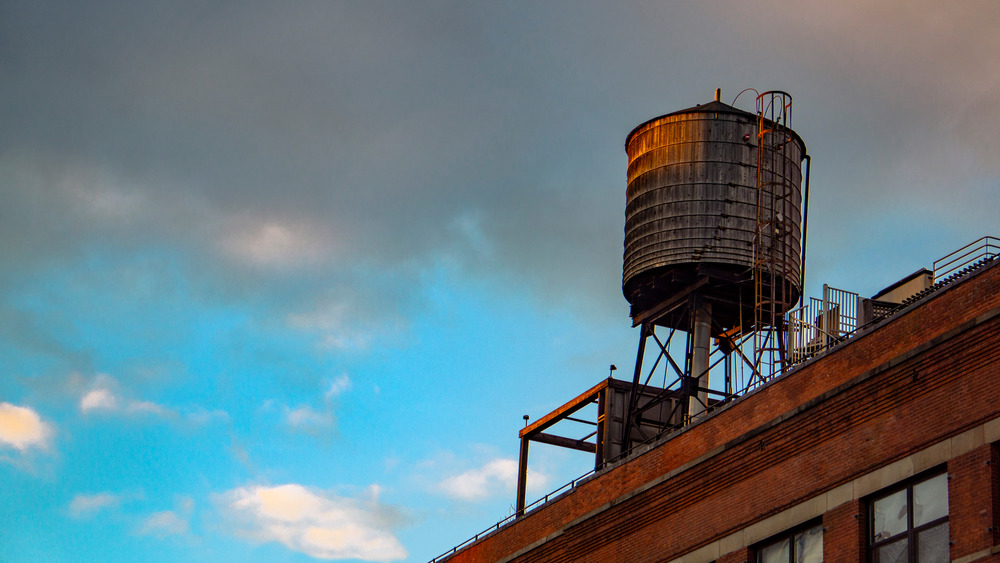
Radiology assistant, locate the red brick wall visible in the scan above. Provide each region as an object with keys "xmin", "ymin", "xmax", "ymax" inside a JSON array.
[
  {"xmin": 444, "ymin": 263, "xmax": 1000, "ymax": 563},
  {"xmin": 949, "ymin": 444, "xmax": 1000, "ymax": 560},
  {"xmin": 823, "ymin": 500, "xmax": 864, "ymax": 562}
]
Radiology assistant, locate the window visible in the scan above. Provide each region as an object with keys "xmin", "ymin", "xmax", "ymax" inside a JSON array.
[
  {"xmin": 870, "ymin": 472, "xmax": 949, "ymax": 563},
  {"xmin": 758, "ymin": 522, "xmax": 823, "ymax": 563}
]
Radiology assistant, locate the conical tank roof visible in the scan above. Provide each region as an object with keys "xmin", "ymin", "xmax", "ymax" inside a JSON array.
[{"xmin": 625, "ymin": 99, "xmax": 806, "ymax": 155}]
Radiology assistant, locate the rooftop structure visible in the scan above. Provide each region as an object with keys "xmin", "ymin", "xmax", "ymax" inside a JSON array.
[
  {"xmin": 434, "ymin": 236, "xmax": 1000, "ymax": 563},
  {"xmin": 617, "ymin": 91, "xmax": 812, "ymax": 465},
  {"xmin": 431, "ymin": 88, "xmax": 1000, "ymax": 563}
]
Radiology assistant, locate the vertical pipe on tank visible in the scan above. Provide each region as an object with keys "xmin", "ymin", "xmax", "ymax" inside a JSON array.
[
  {"xmin": 689, "ymin": 299, "xmax": 712, "ymax": 417},
  {"xmin": 800, "ymin": 155, "xmax": 812, "ymax": 296}
]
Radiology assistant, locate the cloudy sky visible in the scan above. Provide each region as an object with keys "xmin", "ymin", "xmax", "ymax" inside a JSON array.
[{"xmin": 2, "ymin": 1, "xmax": 999, "ymax": 561}]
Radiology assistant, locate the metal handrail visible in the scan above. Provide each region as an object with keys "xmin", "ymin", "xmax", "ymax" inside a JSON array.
[
  {"xmin": 428, "ymin": 466, "xmax": 600, "ymax": 562},
  {"xmin": 431, "ymin": 386, "xmax": 749, "ymax": 563},
  {"xmin": 785, "ymin": 284, "xmax": 860, "ymax": 365},
  {"xmin": 429, "ymin": 412, "xmax": 702, "ymax": 563},
  {"xmin": 933, "ymin": 236, "xmax": 999, "ymax": 282}
]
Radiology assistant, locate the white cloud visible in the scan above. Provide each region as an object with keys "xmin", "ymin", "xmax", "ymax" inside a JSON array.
[
  {"xmin": 324, "ymin": 374, "xmax": 351, "ymax": 400},
  {"xmin": 0, "ymin": 402, "xmax": 53, "ymax": 452},
  {"xmin": 69, "ymin": 492, "xmax": 121, "ymax": 517},
  {"xmin": 219, "ymin": 483, "xmax": 407, "ymax": 562},
  {"xmin": 263, "ymin": 399, "xmax": 335, "ymax": 433},
  {"xmin": 286, "ymin": 405, "xmax": 334, "ymax": 429},
  {"xmin": 287, "ymin": 300, "xmax": 373, "ymax": 351},
  {"xmin": 126, "ymin": 400, "xmax": 171, "ymax": 416},
  {"xmin": 437, "ymin": 458, "xmax": 549, "ymax": 502},
  {"xmin": 139, "ymin": 510, "xmax": 189, "ymax": 538},
  {"xmin": 80, "ymin": 388, "xmax": 119, "ymax": 413},
  {"xmin": 78, "ymin": 376, "xmax": 177, "ymax": 418}
]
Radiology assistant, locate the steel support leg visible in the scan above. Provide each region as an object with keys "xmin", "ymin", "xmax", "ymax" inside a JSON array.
[
  {"xmin": 515, "ymin": 436, "xmax": 529, "ymax": 517},
  {"xmin": 689, "ymin": 299, "xmax": 712, "ymax": 417}
]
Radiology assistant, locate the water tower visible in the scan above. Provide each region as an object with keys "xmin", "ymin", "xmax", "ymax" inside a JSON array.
[
  {"xmin": 513, "ymin": 90, "xmax": 812, "ymax": 515},
  {"xmin": 619, "ymin": 90, "xmax": 810, "ymax": 449}
]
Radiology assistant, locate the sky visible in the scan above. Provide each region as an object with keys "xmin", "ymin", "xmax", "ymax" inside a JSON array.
[{"xmin": 2, "ymin": 1, "xmax": 999, "ymax": 561}]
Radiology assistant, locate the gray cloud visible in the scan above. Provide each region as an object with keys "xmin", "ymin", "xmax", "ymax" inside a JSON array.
[{"xmin": 2, "ymin": 0, "xmax": 998, "ymax": 334}]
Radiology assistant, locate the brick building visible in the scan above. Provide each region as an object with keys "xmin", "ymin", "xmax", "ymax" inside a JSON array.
[{"xmin": 435, "ymin": 253, "xmax": 1000, "ymax": 563}]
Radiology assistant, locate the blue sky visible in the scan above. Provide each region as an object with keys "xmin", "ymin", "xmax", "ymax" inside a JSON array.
[{"xmin": 2, "ymin": 1, "xmax": 999, "ymax": 561}]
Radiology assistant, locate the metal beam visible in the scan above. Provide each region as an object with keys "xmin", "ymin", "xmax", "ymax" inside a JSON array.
[
  {"xmin": 650, "ymin": 327, "xmax": 686, "ymax": 381},
  {"xmin": 519, "ymin": 378, "xmax": 609, "ymax": 439},
  {"xmin": 595, "ymin": 388, "xmax": 606, "ymax": 469},
  {"xmin": 531, "ymin": 433, "xmax": 597, "ymax": 453},
  {"xmin": 631, "ymin": 278, "xmax": 709, "ymax": 327},
  {"xmin": 621, "ymin": 323, "xmax": 649, "ymax": 453},
  {"xmin": 516, "ymin": 436, "xmax": 529, "ymax": 517}
]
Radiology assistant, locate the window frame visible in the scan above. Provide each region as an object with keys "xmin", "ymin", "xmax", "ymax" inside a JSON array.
[
  {"xmin": 755, "ymin": 519, "xmax": 824, "ymax": 563},
  {"xmin": 868, "ymin": 469, "xmax": 950, "ymax": 563}
]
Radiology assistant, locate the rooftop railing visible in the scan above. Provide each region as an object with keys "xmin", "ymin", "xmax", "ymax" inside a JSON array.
[
  {"xmin": 933, "ymin": 236, "xmax": 999, "ymax": 282},
  {"xmin": 785, "ymin": 236, "xmax": 999, "ymax": 365}
]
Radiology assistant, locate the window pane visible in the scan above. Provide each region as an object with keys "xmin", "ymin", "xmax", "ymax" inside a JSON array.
[
  {"xmin": 917, "ymin": 521, "xmax": 949, "ymax": 563},
  {"xmin": 794, "ymin": 524, "xmax": 823, "ymax": 563},
  {"xmin": 873, "ymin": 489, "xmax": 908, "ymax": 541},
  {"xmin": 760, "ymin": 538, "xmax": 790, "ymax": 563},
  {"xmin": 913, "ymin": 473, "xmax": 948, "ymax": 526},
  {"xmin": 877, "ymin": 538, "xmax": 908, "ymax": 563}
]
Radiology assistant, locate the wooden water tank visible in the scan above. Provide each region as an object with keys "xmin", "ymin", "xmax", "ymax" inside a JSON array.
[{"xmin": 623, "ymin": 98, "xmax": 806, "ymax": 328}]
